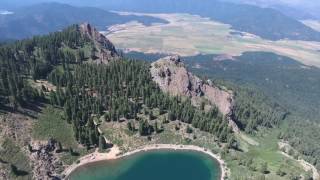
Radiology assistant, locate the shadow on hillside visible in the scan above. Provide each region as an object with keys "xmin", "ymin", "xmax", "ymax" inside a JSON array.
[{"xmin": 11, "ymin": 164, "xmax": 29, "ymax": 176}]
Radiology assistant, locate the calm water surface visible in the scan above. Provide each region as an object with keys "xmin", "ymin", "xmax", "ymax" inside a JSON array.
[{"xmin": 69, "ymin": 150, "xmax": 221, "ymax": 180}]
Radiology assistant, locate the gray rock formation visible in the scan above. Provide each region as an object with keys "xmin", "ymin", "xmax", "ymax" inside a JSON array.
[
  {"xmin": 79, "ymin": 23, "xmax": 119, "ymax": 64},
  {"xmin": 151, "ymin": 56, "xmax": 239, "ymax": 132},
  {"xmin": 30, "ymin": 139, "xmax": 63, "ymax": 180}
]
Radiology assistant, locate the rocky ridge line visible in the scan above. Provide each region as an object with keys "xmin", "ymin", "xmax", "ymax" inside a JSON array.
[
  {"xmin": 79, "ymin": 23, "xmax": 120, "ymax": 64},
  {"xmin": 150, "ymin": 56, "xmax": 239, "ymax": 132}
]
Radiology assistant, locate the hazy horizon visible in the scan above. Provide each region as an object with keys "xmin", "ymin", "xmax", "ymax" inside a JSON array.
[{"xmin": 1, "ymin": 0, "xmax": 320, "ymax": 19}]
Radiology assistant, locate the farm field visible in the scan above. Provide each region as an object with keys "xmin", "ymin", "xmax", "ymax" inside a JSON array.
[{"xmin": 106, "ymin": 13, "xmax": 320, "ymax": 68}]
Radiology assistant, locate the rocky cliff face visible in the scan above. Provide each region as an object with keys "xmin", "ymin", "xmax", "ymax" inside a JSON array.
[
  {"xmin": 29, "ymin": 140, "xmax": 63, "ymax": 180},
  {"xmin": 151, "ymin": 56, "xmax": 238, "ymax": 131},
  {"xmin": 0, "ymin": 113, "xmax": 64, "ymax": 180},
  {"xmin": 79, "ymin": 23, "xmax": 119, "ymax": 64}
]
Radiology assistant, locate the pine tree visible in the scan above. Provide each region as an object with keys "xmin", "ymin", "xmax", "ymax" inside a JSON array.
[{"xmin": 99, "ymin": 135, "xmax": 106, "ymax": 151}]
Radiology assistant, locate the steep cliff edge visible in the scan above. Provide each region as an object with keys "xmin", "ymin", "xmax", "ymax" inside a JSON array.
[
  {"xmin": 150, "ymin": 56, "xmax": 239, "ymax": 131},
  {"xmin": 79, "ymin": 23, "xmax": 119, "ymax": 64}
]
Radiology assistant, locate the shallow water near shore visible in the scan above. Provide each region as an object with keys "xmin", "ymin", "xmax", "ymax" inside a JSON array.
[{"xmin": 68, "ymin": 150, "xmax": 221, "ymax": 180}]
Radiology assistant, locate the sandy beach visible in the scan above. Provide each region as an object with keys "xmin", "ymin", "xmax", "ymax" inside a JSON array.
[{"xmin": 63, "ymin": 144, "xmax": 229, "ymax": 180}]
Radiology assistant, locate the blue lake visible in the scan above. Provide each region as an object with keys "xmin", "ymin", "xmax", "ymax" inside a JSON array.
[{"xmin": 69, "ymin": 150, "xmax": 221, "ymax": 180}]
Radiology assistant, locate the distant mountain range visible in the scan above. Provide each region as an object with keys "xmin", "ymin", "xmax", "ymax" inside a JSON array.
[
  {"xmin": 97, "ymin": 0, "xmax": 320, "ymax": 41},
  {"xmin": 0, "ymin": 2, "xmax": 167, "ymax": 41},
  {"xmin": 221, "ymin": 0, "xmax": 320, "ymax": 20},
  {"xmin": 1, "ymin": 1, "xmax": 320, "ymax": 42}
]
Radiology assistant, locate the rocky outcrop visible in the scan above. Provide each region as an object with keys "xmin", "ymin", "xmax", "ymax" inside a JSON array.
[
  {"xmin": 79, "ymin": 23, "xmax": 119, "ymax": 64},
  {"xmin": 29, "ymin": 139, "xmax": 63, "ymax": 180},
  {"xmin": 0, "ymin": 164, "xmax": 9, "ymax": 180},
  {"xmin": 151, "ymin": 56, "xmax": 238, "ymax": 131},
  {"xmin": 0, "ymin": 113, "xmax": 65, "ymax": 180}
]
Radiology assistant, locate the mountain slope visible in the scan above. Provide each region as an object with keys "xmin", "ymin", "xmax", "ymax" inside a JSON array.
[
  {"xmin": 221, "ymin": 0, "xmax": 320, "ymax": 20},
  {"xmin": 185, "ymin": 52, "xmax": 320, "ymax": 120},
  {"xmin": 183, "ymin": 51, "xmax": 320, "ymax": 171},
  {"xmin": 0, "ymin": 23, "xmax": 119, "ymax": 110},
  {"xmin": 79, "ymin": 23, "xmax": 119, "ymax": 64},
  {"xmin": 151, "ymin": 56, "xmax": 233, "ymax": 116},
  {"xmin": 0, "ymin": 24, "xmax": 235, "ymax": 179},
  {"xmin": 0, "ymin": 23, "xmax": 120, "ymax": 179},
  {"xmin": 0, "ymin": 23, "xmax": 311, "ymax": 179},
  {"xmin": 0, "ymin": 2, "xmax": 167, "ymax": 41}
]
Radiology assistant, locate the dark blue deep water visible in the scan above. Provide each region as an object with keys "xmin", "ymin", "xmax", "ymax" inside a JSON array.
[{"xmin": 69, "ymin": 150, "xmax": 221, "ymax": 180}]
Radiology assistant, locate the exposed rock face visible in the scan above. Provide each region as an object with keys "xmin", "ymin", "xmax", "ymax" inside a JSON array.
[
  {"xmin": 0, "ymin": 165, "xmax": 8, "ymax": 180},
  {"xmin": 0, "ymin": 113, "xmax": 64, "ymax": 180},
  {"xmin": 79, "ymin": 23, "xmax": 119, "ymax": 64},
  {"xmin": 151, "ymin": 56, "xmax": 238, "ymax": 131},
  {"xmin": 30, "ymin": 139, "xmax": 63, "ymax": 180}
]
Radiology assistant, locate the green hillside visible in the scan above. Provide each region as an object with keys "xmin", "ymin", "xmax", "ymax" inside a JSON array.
[
  {"xmin": 184, "ymin": 52, "xmax": 320, "ymax": 172},
  {"xmin": 0, "ymin": 25, "xmax": 233, "ymax": 179},
  {"xmin": 185, "ymin": 52, "xmax": 320, "ymax": 120},
  {"xmin": 124, "ymin": 50, "xmax": 320, "ymax": 174},
  {"xmin": 0, "ymin": 24, "xmax": 315, "ymax": 179}
]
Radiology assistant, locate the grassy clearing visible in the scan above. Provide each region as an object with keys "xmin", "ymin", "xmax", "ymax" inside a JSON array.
[
  {"xmin": 32, "ymin": 106, "xmax": 77, "ymax": 148},
  {"xmin": 226, "ymin": 128, "xmax": 308, "ymax": 180},
  {"xmin": 60, "ymin": 148, "xmax": 95, "ymax": 166},
  {"xmin": 0, "ymin": 138, "xmax": 32, "ymax": 180},
  {"xmin": 101, "ymin": 107, "xmax": 221, "ymax": 154},
  {"xmin": 32, "ymin": 106, "xmax": 94, "ymax": 165}
]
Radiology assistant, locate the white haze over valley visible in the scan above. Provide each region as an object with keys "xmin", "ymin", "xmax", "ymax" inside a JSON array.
[{"xmin": 0, "ymin": 10, "xmax": 14, "ymax": 15}]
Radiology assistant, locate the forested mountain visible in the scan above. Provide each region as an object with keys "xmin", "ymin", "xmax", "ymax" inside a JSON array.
[
  {"xmin": 185, "ymin": 52, "xmax": 320, "ymax": 120},
  {"xmin": 98, "ymin": 0, "xmax": 320, "ymax": 41},
  {"xmin": 0, "ymin": 2, "xmax": 167, "ymax": 41},
  {"xmin": 0, "ymin": 22, "xmax": 121, "ymax": 109},
  {"xmin": 0, "ymin": 24, "xmax": 239, "ymax": 179},
  {"xmin": 0, "ymin": 20, "xmax": 317, "ymax": 179},
  {"xmin": 125, "ymin": 52, "xmax": 289, "ymax": 133},
  {"xmin": 184, "ymin": 52, "xmax": 320, "ymax": 172},
  {"xmin": 221, "ymin": 0, "xmax": 320, "ymax": 20},
  {"xmin": 124, "ymin": 50, "xmax": 320, "ymax": 172},
  {"xmin": 0, "ymin": 23, "xmax": 234, "ymax": 144}
]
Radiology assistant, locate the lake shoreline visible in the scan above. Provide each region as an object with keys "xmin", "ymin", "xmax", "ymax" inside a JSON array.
[{"xmin": 63, "ymin": 144, "xmax": 229, "ymax": 180}]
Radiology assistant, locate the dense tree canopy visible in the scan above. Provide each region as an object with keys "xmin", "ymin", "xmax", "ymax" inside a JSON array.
[
  {"xmin": 49, "ymin": 60, "xmax": 233, "ymax": 147},
  {"xmin": 0, "ymin": 25, "xmax": 234, "ymax": 149}
]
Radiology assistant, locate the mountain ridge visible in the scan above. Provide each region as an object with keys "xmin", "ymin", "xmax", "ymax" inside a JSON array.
[
  {"xmin": 150, "ymin": 56, "xmax": 239, "ymax": 132},
  {"xmin": 79, "ymin": 23, "xmax": 119, "ymax": 64},
  {"xmin": 0, "ymin": 2, "xmax": 168, "ymax": 41}
]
